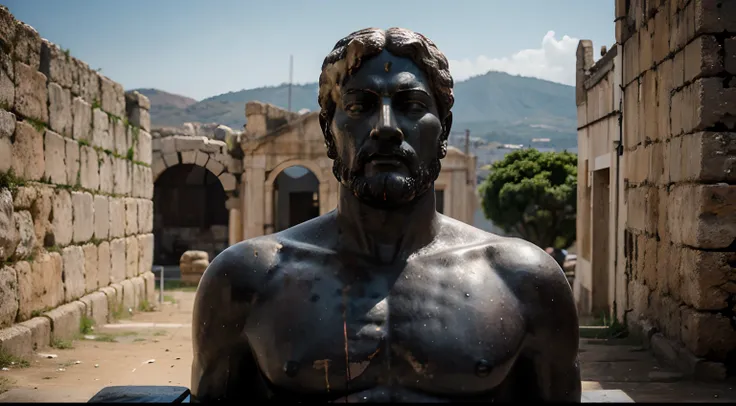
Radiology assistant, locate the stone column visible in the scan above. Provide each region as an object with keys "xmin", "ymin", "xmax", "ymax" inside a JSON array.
[
  {"xmin": 226, "ymin": 195, "xmax": 242, "ymax": 245},
  {"xmin": 264, "ymin": 183, "xmax": 275, "ymax": 234},
  {"xmin": 243, "ymin": 154, "xmax": 266, "ymax": 239}
]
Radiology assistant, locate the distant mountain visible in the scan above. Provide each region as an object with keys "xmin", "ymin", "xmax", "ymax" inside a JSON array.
[{"xmin": 135, "ymin": 71, "xmax": 577, "ymax": 148}]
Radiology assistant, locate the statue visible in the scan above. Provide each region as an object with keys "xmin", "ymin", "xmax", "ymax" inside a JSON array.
[{"xmin": 190, "ymin": 27, "xmax": 581, "ymax": 402}]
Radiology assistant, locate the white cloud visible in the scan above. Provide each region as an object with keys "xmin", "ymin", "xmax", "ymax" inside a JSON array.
[{"xmin": 449, "ymin": 31, "xmax": 580, "ymax": 86}]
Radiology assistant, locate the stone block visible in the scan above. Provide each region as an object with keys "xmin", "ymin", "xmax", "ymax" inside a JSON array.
[
  {"xmin": 18, "ymin": 316, "xmax": 51, "ymax": 352},
  {"xmin": 61, "ymin": 245, "xmax": 85, "ymax": 302},
  {"xmin": 219, "ymin": 172, "xmax": 237, "ymax": 192},
  {"xmin": 194, "ymin": 150, "xmax": 209, "ymax": 167},
  {"xmin": 152, "ymin": 152, "xmax": 165, "ymax": 178},
  {"xmin": 52, "ymin": 189, "xmax": 73, "ymax": 246},
  {"xmin": 124, "ymin": 198, "xmax": 138, "ymax": 236},
  {"xmin": 64, "ymin": 138, "xmax": 80, "ymax": 185},
  {"xmin": 0, "ymin": 7, "xmax": 16, "ymax": 58},
  {"xmin": 0, "ymin": 265, "xmax": 18, "ymax": 328},
  {"xmin": 132, "ymin": 129, "xmax": 151, "ymax": 165},
  {"xmin": 39, "ymin": 40, "xmax": 73, "ymax": 89},
  {"xmin": 29, "ymin": 185, "xmax": 53, "ymax": 250},
  {"xmin": 43, "ymin": 300, "xmax": 84, "ymax": 342},
  {"xmin": 128, "ymin": 107, "xmax": 151, "ymax": 133},
  {"xmin": 162, "ymin": 152, "xmax": 178, "ymax": 167},
  {"xmin": 12, "ymin": 210, "xmax": 36, "ymax": 260},
  {"xmin": 92, "ymin": 108, "xmax": 113, "ymax": 151},
  {"xmin": 125, "ymin": 236, "xmax": 139, "ymax": 278},
  {"xmin": 683, "ymin": 35, "xmax": 723, "ymax": 84},
  {"xmin": 0, "ymin": 325, "xmax": 32, "ymax": 359},
  {"xmin": 142, "ymin": 271, "xmax": 156, "ymax": 305},
  {"xmin": 79, "ymin": 291, "xmax": 108, "ymax": 328},
  {"xmin": 172, "ymin": 135, "xmax": 204, "ymax": 152},
  {"xmin": 679, "ymin": 248, "xmax": 731, "ymax": 310},
  {"xmin": 671, "ymin": 78, "xmax": 736, "ymax": 136},
  {"xmin": 656, "ymin": 58, "xmax": 673, "ymax": 141},
  {"xmin": 667, "ymin": 184, "xmax": 736, "ymax": 249},
  {"xmin": 0, "ymin": 110, "xmax": 14, "ymax": 165},
  {"xmin": 108, "ymin": 198, "xmax": 125, "ymax": 238},
  {"xmin": 98, "ymin": 152, "xmax": 114, "ymax": 194},
  {"xmin": 0, "ymin": 188, "xmax": 18, "ymax": 262},
  {"xmin": 47, "ymin": 87, "xmax": 72, "ymax": 146},
  {"xmin": 694, "ymin": 0, "xmax": 736, "ymax": 35},
  {"xmin": 137, "ymin": 234, "xmax": 153, "ymax": 276},
  {"xmin": 622, "ymin": 30, "xmax": 640, "ymax": 86},
  {"xmin": 124, "ymin": 90, "xmax": 150, "ymax": 111},
  {"xmin": 137, "ymin": 200, "xmax": 153, "ymax": 234},
  {"xmin": 99, "ymin": 285, "xmax": 117, "ymax": 321},
  {"xmin": 12, "ymin": 22, "xmax": 41, "ymax": 70},
  {"xmin": 108, "ymin": 283, "xmax": 124, "ymax": 316},
  {"xmin": 98, "ymin": 75, "xmax": 125, "ymax": 118},
  {"xmin": 669, "ymin": 132, "xmax": 736, "ymax": 184},
  {"xmin": 16, "ymin": 253, "xmax": 63, "ymax": 320},
  {"xmin": 11, "ymin": 121, "xmax": 45, "ymax": 181},
  {"xmin": 71, "ymin": 191, "xmax": 94, "ymax": 244},
  {"xmin": 79, "ymin": 145, "xmax": 99, "ymax": 190},
  {"xmin": 110, "ymin": 116, "xmax": 128, "ymax": 156},
  {"xmin": 651, "ymin": 5, "xmax": 670, "ymax": 64},
  {"xmin": 82, "ymin": 243, "xmax": 97, "ymax": 293},
  {"xmin": 206, "ymin": 158, "xmax": 225, "ymax": 176},
  {"xmin": 131, "ymin": 276, "xmax": 145, "ymax": 308},
  {"xmin": 726, "ymin": 37, "xmax": 736, "ymax": 75},
  {"xmin": 681, "ymin": 308, "xmax": 736, "ymax": 360},
  {"xmin": 0, "ymin": 55, "xmax": 13, "ymax": 110},
  {"xmin": 202, "ymin": 139, "xmax": 226, "ymax": 153},
  {"xmin": 72, "ymin": 97, "xmax": 91, "ymax": 142},
  {"xmin": 112, "ymin": 157, "xmax": 129, "ymax": 195},
  {"xmin": 93, "ymin": 195, "xmax": 109, "ymax": 240},
  {"xmin": 43, "ymin": 130, "xmax": 66, "ymax": 185},
  {"xmin": 109, "ymin": 238, "xmax": 126, "ymax": 284},
  {"xmin": 97, "ymin": 241, "xmax": 110, "ymax": 288},
  {"xmin": 120, "ymin": 279, "xmax": 136, "ymax": 312},
  {"xmin": 13, "ymin": 61, "xmax": 47, "ymax": 123},
  {"xmin": 70, "ymin": 58, "xmax": 99, "ymax": 103}
]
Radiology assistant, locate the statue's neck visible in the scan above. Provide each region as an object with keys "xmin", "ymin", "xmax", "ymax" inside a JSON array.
[{"xmin": 335, "ymin": 184, "xmax": 440, "ymax": 263}]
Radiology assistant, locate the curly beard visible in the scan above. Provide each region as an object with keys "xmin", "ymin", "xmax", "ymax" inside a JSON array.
[{"xmin": 332, "ymin": 156, "xmax": 441, "ymax": 210}]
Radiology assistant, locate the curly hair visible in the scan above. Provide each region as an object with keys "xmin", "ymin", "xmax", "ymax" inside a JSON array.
[{"xmin": 317, "ymin": 27, "xmax": 455, "ymax": 124}]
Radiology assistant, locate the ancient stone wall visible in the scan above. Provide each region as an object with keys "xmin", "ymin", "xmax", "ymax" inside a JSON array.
[
  {"xmin": 0, "ymin": 6, "xmax": 156, "ymax": 358},
  {"xmin": 617, "ymin": 0, "xmax": 736, "ymax": 374}
]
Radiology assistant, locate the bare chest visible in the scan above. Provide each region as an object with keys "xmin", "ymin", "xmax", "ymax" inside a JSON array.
[{"xmin": 244, "ymin": 255, "xmax": 528, "ymax": 397}]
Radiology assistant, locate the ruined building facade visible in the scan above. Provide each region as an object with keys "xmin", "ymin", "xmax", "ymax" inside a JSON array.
[{"xmin": 576, "ymin": 0, "xmax": 736, "ymax": 378}]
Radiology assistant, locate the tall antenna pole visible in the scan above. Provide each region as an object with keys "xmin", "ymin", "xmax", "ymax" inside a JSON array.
[{"xmin": 288, "ymin": 55, "xmax": 293, "ymax": 112}]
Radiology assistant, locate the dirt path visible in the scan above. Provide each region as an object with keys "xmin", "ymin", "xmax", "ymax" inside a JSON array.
[
  {"xmin": 0, "ymin": 290, "xmax": 195, "ymax": 403},
  {"xmin": 1, "ymin": 289, "xmax": 735, "ymax": 402}
]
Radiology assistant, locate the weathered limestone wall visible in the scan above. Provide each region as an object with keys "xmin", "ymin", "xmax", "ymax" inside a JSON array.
[
  {"xmin": 0, "ymin": 7, "xmax": 156, "ymax": 358},
  {"xmin": 617, "ymin": 0, "xmax": 736, "ymax": 375},
  {"xmin": 575, "ymin": 43, "xmax": 626, "ymax": 321}
]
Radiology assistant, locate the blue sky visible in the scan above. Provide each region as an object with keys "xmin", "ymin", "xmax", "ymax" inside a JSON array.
[{"xmin": 4, "ymin": 0, "xmax": 614, "ymax": 101}]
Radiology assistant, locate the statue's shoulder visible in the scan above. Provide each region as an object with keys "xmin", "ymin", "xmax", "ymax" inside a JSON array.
[{"xmin": 197, "ymin": 236, "xmax": 280, "ymax": 301}]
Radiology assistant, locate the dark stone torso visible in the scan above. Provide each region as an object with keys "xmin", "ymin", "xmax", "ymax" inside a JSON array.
[
  {"xmin": 244, "ymin": 236, "xmax": 527, "ymax": 400},
  {"xmin": 190, "ymin": 214, "xmax": 581, "ymax": 403}
]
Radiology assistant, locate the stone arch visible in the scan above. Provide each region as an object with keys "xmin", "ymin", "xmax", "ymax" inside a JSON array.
[
  {"xmin": 265, "ymin": 158, "xmax": 328, "ymax": 187},
  {"xmin": 262, "ymin": 159, "xmax": 332, "ymax": 235},
  {"xmin": 151, "ymin": 135, "xmax": 238, "ymax": 193}
]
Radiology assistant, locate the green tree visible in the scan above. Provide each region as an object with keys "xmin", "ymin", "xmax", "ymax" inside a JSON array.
[{"xmin": 478, "ymin": 148, "xmax": 577, "ymax": 249}]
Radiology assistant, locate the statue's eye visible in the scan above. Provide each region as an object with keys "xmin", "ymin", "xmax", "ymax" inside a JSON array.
[
  {"xmin": 404, "ymin": 101, "xmax": 427, "ymax": 114},
  {"xmin": 346, "ymin": 104, "xmax": 364, "ymax": 114}
]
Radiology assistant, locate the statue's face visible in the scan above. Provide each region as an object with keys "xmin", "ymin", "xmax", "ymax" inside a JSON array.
[{"xmin": 327, "ymin": 50, "xmax": 447, "ymax": 209}]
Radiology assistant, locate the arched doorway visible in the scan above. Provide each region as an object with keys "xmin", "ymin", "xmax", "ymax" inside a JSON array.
[
  {"xmin": 273, "ymin": 166, "xmax": 320, "ymax": 231},
  {"xmin": 153, "ymin": 164, "xmax": 229, "ymax": 265}
]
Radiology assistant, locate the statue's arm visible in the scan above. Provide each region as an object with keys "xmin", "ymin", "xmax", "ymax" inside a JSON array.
[
  {"xmin": 190, "ymin": 242, "xmax": 266, "ymax": 402},
  {"xmin": 522, "ymin": 245, "xmax": 582, "ymax": 402}
]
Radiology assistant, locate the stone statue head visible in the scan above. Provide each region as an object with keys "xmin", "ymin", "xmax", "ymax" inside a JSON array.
[{"xmin": 318, "ymin": 27, "xmax": 455, "ymax": 209}]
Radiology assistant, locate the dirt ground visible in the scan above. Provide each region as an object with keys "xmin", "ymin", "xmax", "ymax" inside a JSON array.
[{"xmin": 0, "ymin": 288, "xmax": 735, "ymax": 403}]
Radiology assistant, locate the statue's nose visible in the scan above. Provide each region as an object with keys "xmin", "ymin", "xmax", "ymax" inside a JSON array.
[{"xmin": 370, "ymin": 99, "xmax": 403, "ymax": 145}]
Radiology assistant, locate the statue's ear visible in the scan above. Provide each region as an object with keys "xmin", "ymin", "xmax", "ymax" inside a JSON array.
[
  {"xmin": 319, "ymin": 112, "xmax": 338, "ymax": 159},
  {"xmin": 438, "ymin": 111, "xmax": 453, "ymax": 158}
]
